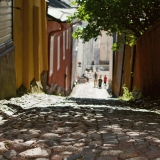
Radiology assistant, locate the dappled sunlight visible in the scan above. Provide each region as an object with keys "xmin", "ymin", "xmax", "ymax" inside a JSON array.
[{"xmin": 0, "ymin": 97, "xmax": 160, "ymax": 159}]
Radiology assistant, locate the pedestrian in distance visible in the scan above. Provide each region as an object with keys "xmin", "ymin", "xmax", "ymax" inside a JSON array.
[
  {"xmin": 94, "ymin": 72, "xmax": 98, "ymax": 87},
  {"xmin": 83, "ymin": 73, "xmax": 89, "ymax": 82},
  {"xmin": 98, "ymin": 75, "xmax": 103, "ymax": 88},
  {"xmin": 84, "ymin": 69, "xmax": 87, "ymax": 77},
  {"xmin": 103, "ymin": 75, "xmax": 107, "ymax": 86}
]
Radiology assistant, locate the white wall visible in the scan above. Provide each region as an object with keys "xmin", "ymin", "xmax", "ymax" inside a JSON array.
[
  {"xmin": 71, "ymin": 24, "xmax": 78, "ymax": 88},
  {"xmin": 72, "ymin": 24, "xmax": 113, "ymax": 90},
  {"xmin": 100, "ymin": 31, "xmax": 113, "ymax": 63},
  {"xmin": 99, "ymin": 31, "xmax": 113, "ymax": 88},
  {"xmin": 77, "ymin": 39, "xmax": 84, "ymax": 78}
]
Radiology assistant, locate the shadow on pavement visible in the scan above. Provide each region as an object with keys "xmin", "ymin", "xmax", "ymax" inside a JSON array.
[{"xmin": 67, "ymin": 97, "xmax": 125, "ymax": 106}]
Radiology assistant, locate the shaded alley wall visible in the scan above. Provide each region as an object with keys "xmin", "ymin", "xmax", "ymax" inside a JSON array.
[{"xmin": 134, "ymin": 20, "xmax": 160, "ymax": 97}]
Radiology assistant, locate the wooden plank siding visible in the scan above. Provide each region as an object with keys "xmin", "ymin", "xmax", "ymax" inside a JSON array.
[
  {"xmin": 134, "ymin": 20, "xmax": 160, "ymax": 97},
  {"xmin": 0, "ymin": 27, "xmax": 11, "ymax": 37},
  {"xmin": 0, "ymin": 14, "xmax": 11, "ymax": 22},
  {"xmin": 112, "ymin": 35, "xmax": 136, "ymax": 97},
  {"xmin": 112, "ymin": 42, "xmax": 125, "ymax": 97},
  {"xmin": 113, "ymin": 20, "xmax": 160, "ymax": 97},
  {"xmin": 0, "ymin": 21, "xmax": 12, "ymax": 30},
  {"xmin": 0, "ymin": 0, "xmax": 16, "ymax": 99},
  {"xmin": 0, "ymin": 34, "xmax": 12, "ymax": 44},
  {"xmin": 47, "ymin": 21, "xmax": 72, "ymax": 95},
  {"xmin": 0, "ymin": 0, "xmax": 14, "ymax": 59},
  {"xmin": 121, "ymin": 45, "xmax": 135, "ymax": 93},
  {"xmin": 0, "ymin": 1, "xmax": 12, "ymax": 45}
]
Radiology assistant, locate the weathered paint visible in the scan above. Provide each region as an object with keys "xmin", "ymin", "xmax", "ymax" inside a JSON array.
[{"xmin": 13, "ymin": 0, "xmax": 48, "ymax": 89}]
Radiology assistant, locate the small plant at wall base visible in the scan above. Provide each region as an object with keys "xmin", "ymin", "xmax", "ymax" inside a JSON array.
[{"xmin": 118, "ymin": 84, "xmax": 135, "ymax": 101}]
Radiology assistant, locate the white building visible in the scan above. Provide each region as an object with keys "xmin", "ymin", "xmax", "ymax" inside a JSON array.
[
  {"xmin": 71, "ymin": 27, "xmax": 113, "ymax": 92},
  {"xmin": 71, "ymin": 21, "xmax": 101, "ymax": 85},
  {"xmin": 100, "ymin": 31, "xmax": 113, "ymax": 88}
]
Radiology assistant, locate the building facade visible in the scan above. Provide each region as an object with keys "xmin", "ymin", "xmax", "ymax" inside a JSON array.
[
  {"xmin": 0, "ymin": 0, "xmax": 16, "ymax": 99},
  {"xmin": 46, "ymin": 0, "xmax": 76, "ymax": 95},
  {"xmin": 47, "ymin": 21, "xmax": 72, "ymax": 95}
]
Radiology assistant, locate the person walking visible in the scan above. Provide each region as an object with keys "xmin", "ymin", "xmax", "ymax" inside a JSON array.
[
  {"xmin": 103, "ymin": 75, "xmax": 107, "ymax": 86},
  {"xmin": 84, "ymin": 69, "xmax": 88, "ymax": 81},
  {"xmin": 94, "ymin": 72, "xmax": 98, "ymax": 87},
  {"xmin": 98, "ymin": 75, "xmax": 103, "ymax": 88}
]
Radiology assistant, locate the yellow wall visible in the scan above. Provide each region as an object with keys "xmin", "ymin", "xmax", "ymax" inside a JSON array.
[{"xmin": 13, "ymin": 0, "xmax": 48, "ymax": 89}]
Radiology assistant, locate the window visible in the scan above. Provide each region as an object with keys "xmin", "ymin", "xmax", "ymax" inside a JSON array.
[
  {"xmin": 57, "ymin": 35, "xmax": 60, "ymax": 70},
  {"xmin": 0, "ymin": 0, "xmax": 13, "ymax": 56},
  {"xmin": 63, "ymin": 31, "xmax": 65, "ymax": 60},
  {"xmin": 49, "ymin": 35, "xmax": 54, "ymax": 76},
  {"xmin": 66, "ymin": 29, "xmax": 68, "ymax": 49},
  {"xmin": 68, "ymin": 28, "xmax": 71, "ymax": 49}
]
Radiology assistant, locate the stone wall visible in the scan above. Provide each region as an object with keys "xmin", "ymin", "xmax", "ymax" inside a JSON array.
[{"xmin": 0, "ymin": 50, "xmax": 16, "ymax": 100}]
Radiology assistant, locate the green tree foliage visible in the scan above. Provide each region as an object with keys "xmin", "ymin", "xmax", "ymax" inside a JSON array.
[{"xmin": 69, "ymin": 0, "xmax": 160, "ymax": 43}]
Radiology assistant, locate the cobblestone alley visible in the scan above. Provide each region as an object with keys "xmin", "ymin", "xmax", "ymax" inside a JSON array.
[{"xmin": 0, "ymin": 81, "xmax": 160, "ymax": 160}]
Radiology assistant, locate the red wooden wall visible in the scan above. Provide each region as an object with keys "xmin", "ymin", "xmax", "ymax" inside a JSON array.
[
  {"xmin": 47, "ymin": 21, "xmax": 72, "ymax": 95},
  {"xmin": 134, "ymin": 21, "xmax": 160, "ymax": 97},
  {"xmin": 113, "ymin": 20, "xmax": 160, "ymax": 97}
]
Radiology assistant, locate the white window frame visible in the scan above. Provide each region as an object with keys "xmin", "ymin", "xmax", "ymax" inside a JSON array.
[
  {"xmin": 66, "ymin": 29, "xmax": 68, "ymax": 49},
  {"xmin": 63, "ymin": 31, "xmax": 65, "ymax": 60},
  {"xmin": 57, "ymin": 35, "xmax": 60, "ymax": 70},
  {"xmin": 68, "ymin": 28, "xmax": 71, "ymax": 49},
  {"xmin": 49, "ymin": 35, "xmax": 54, "ymax": 76}
]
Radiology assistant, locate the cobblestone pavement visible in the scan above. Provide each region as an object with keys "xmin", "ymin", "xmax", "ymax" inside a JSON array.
[{"xmin": 0, "ymin": 83, "xmax": 160, "ymax": 159}]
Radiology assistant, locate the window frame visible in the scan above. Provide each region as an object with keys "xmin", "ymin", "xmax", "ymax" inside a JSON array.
[
  {"xmin": 63, "ymin": 31, "xmax": 65, "ymax": 60},
  {"xmin": 66, "ymin": 29, "xmax": 68, "ymax": 49},
  {"xmin": 57, "ymin": 35, "xmax": 60, "ymax": 70},
  {"xmin": 49, "ymin": 35, "xmax": 54, "ymax": 76}
]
